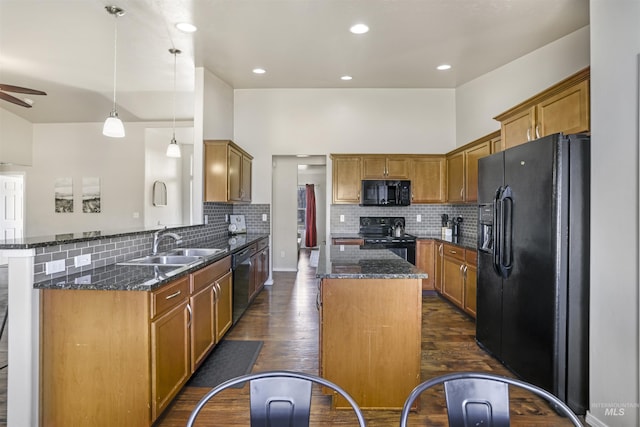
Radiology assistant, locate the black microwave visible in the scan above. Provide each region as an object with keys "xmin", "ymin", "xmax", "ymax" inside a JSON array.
[{"xmin": 360, "ymin": 180, "xmax": 411, "ymax": 206}]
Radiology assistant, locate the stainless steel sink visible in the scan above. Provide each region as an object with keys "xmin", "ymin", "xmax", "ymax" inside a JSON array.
[
  {"xmin": 118, "ymin": 255, "xmax": 203, "ymax": 266},
  {"xmin": 168, "ymin": 248, "xmax": 227, "ymax": 257}
]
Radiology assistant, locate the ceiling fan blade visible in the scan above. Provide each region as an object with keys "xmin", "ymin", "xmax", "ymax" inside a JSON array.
[
  {"xmin": 0, "ymin": 91, "xmax": 33, "ymax": 108},
  {"xmin": 0, "ymin": 84, "xmax": 46, "ymax": 95}
]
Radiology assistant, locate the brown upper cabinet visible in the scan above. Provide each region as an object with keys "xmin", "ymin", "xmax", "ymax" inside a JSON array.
[
  {"xmin": 494, "ymin": 67, "xmax": 590, "ymax": 150},
  {"xmin": 446, "ymin": 131, "xmax": 500, "ymax": 203},
  {"xmin": 362, "ymin": 155, "xmax": 410, "ymax": 179},
  {"xmin": 410, "ymin": 155, "xmax": 446, "ymax": 203},
  {"xmin": 204, "ymin": 140, "xmax": 253, "ymax": 203},
  {"xmin": 331, "ymin": 155, "xmax": 362, "ymax": 204}
]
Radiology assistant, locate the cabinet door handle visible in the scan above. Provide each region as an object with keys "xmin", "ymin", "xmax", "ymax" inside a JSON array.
[
  {"xmin": 449, "ymin": 249, "xmax": 457, "ymax": 254},
  {"xmin": 460, "ymin": 187, "xmax": 464, "ymax": 199},
  {"xmin": 186, "ymin": 303, "xmax": 192, "ymax": 328},
  {"xmin": 165, "ymin": 290, "xmax": 181, "ymax": 300},
  {"xmin": 526, "ymin": 128, "xmax": 531, "ymax": 141},
  {"xmin": 439, "ymin": 245, "xmax": 443, "ymax": 256},
  {"xmin": 535, "ymin": 124, "xmax": 540, "ymax": 139},
  {"xmin": 316, "ymin": 292, "xmax": 321, "ymax": 311},
  {"xmin": 212, "ymin": 281, "xmax": 219, "ymax": 302}
]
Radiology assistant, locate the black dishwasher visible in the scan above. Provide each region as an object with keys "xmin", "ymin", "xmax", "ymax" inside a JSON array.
[{"xmin": 231, "ymin": 244, "xmax": 256, "ymax": 324}]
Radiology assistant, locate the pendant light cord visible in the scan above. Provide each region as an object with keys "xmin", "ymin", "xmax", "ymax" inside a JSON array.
[
  {"xmin": 172, "ymin": 50, "xmax": 177, "ymax": 140},
  {"xmin": 112, "ymin": 14, "xmax": 119, "ymax": 111}
]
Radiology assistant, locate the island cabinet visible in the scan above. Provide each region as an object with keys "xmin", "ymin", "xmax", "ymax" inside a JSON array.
[
  {"xmin": 440, "ymin": 243, "xmax": 477, "ymax": 318},
  {"xmin": 204, "ymin": 140, "xmax": 253, "ymax": 203},
  {"xmin": 416, "ymin": 239, "xmax": 435, "ymax": 290},
  {"xmin": 319, "ymin": 277, "xmax": 422, "ymax": 410},
  {"xmin": 494, "ymin": 67, "xmax": 589, "ymax": 150},
  {"xmin": 41, "ymin": 255, "xmax": 233, "ymax": 426},
  {"xmin": 361, "ymin": 155, "xmax": 410, "ymax": 179},
  {"xmin": 410, "ymin": 155, "xmax": 446, "ymax": 203},
  {"xmin": 331, "ymin": 154, "xmax": 362, "ymax": 204},
  {"xmin": 446, "ymin": 131, "xmax": 499, "ymax": 203}
]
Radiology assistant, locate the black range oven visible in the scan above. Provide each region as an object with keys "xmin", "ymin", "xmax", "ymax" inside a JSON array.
[{"xmin": 358, "ymin": 216, "xmax": 416, "ymax": 265}]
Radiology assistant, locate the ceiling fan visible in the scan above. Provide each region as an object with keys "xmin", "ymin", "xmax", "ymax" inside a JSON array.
[{"xmin": 0, "ymin": 84, "xmax": 47, "ymax": 108}]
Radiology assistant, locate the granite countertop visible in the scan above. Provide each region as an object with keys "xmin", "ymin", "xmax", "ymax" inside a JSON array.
[
  {"xmin": 34, "ymin": 233, "xmax": 269, "ymax": 291},
  {"xmin": 316, "ymin": 245, "xmax": 428, "ymax": 279}
]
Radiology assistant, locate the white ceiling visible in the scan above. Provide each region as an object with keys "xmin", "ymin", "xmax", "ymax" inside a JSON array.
[{"xmin": 0, "ymin": 0, "xmax": 589, "ymax": 124}]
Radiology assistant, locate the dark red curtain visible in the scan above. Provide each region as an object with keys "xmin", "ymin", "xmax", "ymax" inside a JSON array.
[{"xmin": 305, "ymin": 184, "xmax": 317, "ymax": 248}]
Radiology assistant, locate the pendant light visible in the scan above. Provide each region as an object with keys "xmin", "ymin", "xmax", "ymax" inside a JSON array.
[
  {"xmin": 103, "ymin": 6, "xmax": 125, "ymax": 138},
  {"xmin": 166, "ymin": 48, "xmax": 182, "ymax": 158}
]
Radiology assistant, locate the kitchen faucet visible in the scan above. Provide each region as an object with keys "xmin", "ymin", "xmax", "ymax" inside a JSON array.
[{"xmin": 152, "ymin": 229, "xmax": 183, "ymax": 255}]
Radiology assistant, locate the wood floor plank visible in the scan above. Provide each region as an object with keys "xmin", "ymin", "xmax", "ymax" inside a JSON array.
[{"xmin": 154, "ymin": 249, "xmax": 583, "ymax": 426}]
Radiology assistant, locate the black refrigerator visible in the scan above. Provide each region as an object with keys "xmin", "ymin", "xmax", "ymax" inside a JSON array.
[{"xmin": 476, "ymin": 133, "xmax": 589, "ymax": 414}]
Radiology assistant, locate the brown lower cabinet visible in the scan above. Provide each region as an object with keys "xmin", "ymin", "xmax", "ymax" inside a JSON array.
[
  {"xmin": 319, "ymin": 277, "xmax": 422, "ymax": 409},
  {"xmin": 41, "ymin": 255, "xmax": 233, "ymax": 426},
  {"xmin": 416, "ymin": 239, "xmax": 435, "ymax": 290},
  {"xmin": 251, "ymin": 237, "xmax": 269, "ymax": 300},
  {"xmin": 436, "ymin": 242, "xmax": 477, "ymax": 318}
]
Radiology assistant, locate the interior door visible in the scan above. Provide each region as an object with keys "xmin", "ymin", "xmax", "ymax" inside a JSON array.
[
  {"xmin": 0, "ymin": 174, "xmax": 24, "ymax": 240},
  {"xmin": 500, "ymin": 134, "xmax": 559, "ymax": 392}
]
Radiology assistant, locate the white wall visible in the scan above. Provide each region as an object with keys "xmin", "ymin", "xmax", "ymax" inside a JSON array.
[
  {"xmin": 1, "ymin": 121, "xmax": 194, "ymax": 237},
  {"xmin": 234, "ymin": 88, "xmax": 456, "ymax": 204},
  {"xmin": 455, "ymin": 26, "xmax": 590, "ymax": 146},
  {"xmin": 0, "ymin": 107, "xmax": 32, "ymax": 165},
  {"xmin": 588, "ymin": 1, "xmax": 639, "ymax": 426},
  {"xmin": 144, "ymin": 127, "xmax": 194, "ymax": 228}
]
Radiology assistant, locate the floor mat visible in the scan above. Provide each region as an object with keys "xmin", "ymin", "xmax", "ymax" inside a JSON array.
[{"xmin": 187, "ymin": 340, "xmax": 263, "ymax": 388}]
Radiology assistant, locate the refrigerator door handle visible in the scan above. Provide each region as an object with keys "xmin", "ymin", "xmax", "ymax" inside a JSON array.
[
  {"xmin": 498, "ymin": 185, "xmax": 513, "ymax": 278},
  {"xmin": 492, "ymin": 186, "xmax": 503, "ymax": 276}
]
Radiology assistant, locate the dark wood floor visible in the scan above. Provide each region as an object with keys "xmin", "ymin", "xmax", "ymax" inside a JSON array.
[{"xmin": 155, "ymin": 249, "xmax": 581, "ymax": 426}]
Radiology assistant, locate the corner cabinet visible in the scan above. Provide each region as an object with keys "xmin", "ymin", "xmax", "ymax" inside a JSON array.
[
  {"xmin": 446, "ymin": 131, "xmax": 499, "ymax": 203},
  {"xmin": 331, "ymin": 154, "xmax": 362, "ymax": 204},
  {"xmin": 494, "ymin": 67, "xmax": 590, "ymax": 150},
  {"xmin": 41, "ymin": 255, "xmax": 233, "ymax": 426},
  {"xmin": 204, "ymin": 140, "xmax": 253, "ymax": 203},
  {"xmin": 410, "ymin": 155, "xmax": 446, "ymax": 203}
]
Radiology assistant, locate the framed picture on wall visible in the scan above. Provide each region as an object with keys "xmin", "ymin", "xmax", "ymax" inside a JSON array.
[
  {"xmin": 54, "ymin": 177, "xmax": 73, "ymax": 213},
  {"xmin": 82, "ymin": 177, "xmax": 101, "ymax": 213}
]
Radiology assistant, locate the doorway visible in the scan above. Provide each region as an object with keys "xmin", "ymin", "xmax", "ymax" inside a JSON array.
[
  {"xmin": 271, "ymin": 156, "xmax": 326, "ymax": 272},
  {"xmin": 0, "ymin": 173, "xmax": 25, "ymax": 240}
]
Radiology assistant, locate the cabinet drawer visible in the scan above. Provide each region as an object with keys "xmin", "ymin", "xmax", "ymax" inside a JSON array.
[
  {"xmin": 465, "ymin": 250, "xmax": 477, "ymax": 266},
  {"xmin": 151, "ymin": 276, "xmax": 190, "ymax": 319},
  {"xmin": 191, "ymin": 256, "xmax": 232, "ymax": 294},
  {"xmin": 443, "ymin": 243, "xmax": 465, "ymax": 262},
  {"xmin": 332, "ymin": 238, "xmax": 364, "ymax": 246}
]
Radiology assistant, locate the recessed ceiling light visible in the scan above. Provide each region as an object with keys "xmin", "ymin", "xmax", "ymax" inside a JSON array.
[
  {"xmin": 341, "ymin": 75, "xmax": 353, "ymax": 81},
  {"xmin": 253, "ymin": 68, "xmax": 266, "ymax": 74},
  {"xmin": 437, "ymin": 64, "xmax": 452, "ymax": 71},
  {"xmin": 176, "ymin": 22, "xmax": 197, "ymax": 33},
  {"xmin": 350, "ymin": 23, "xmax": 369, "ymax": 34}
]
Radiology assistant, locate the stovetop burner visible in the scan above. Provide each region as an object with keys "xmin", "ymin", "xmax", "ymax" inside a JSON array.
[{"xmin": 358, "ymin": 216, "xmax": 416, "ymax": 242}]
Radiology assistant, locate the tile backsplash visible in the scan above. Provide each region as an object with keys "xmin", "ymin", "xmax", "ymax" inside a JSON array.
[
  {"xmin": 330, "ymin": 204, "xmax": 479, "ymax": 238},
  {"xmin": 33, "ymin": 203, "xmax": 271, "ymax": 283}
]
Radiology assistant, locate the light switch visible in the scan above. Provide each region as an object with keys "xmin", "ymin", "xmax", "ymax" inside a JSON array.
[
  {"xmin": 262, "ymin": 214, "xmax": 268, "ymax": 221},
  {"xmin": 416, "ymin": 214, "xmax": 422, "ymax": 222}
]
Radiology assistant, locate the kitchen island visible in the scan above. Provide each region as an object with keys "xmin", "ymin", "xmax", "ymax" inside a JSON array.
[{"xmin": 316, "ymin": 245, "xmax": 427, "ymax": 410}]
